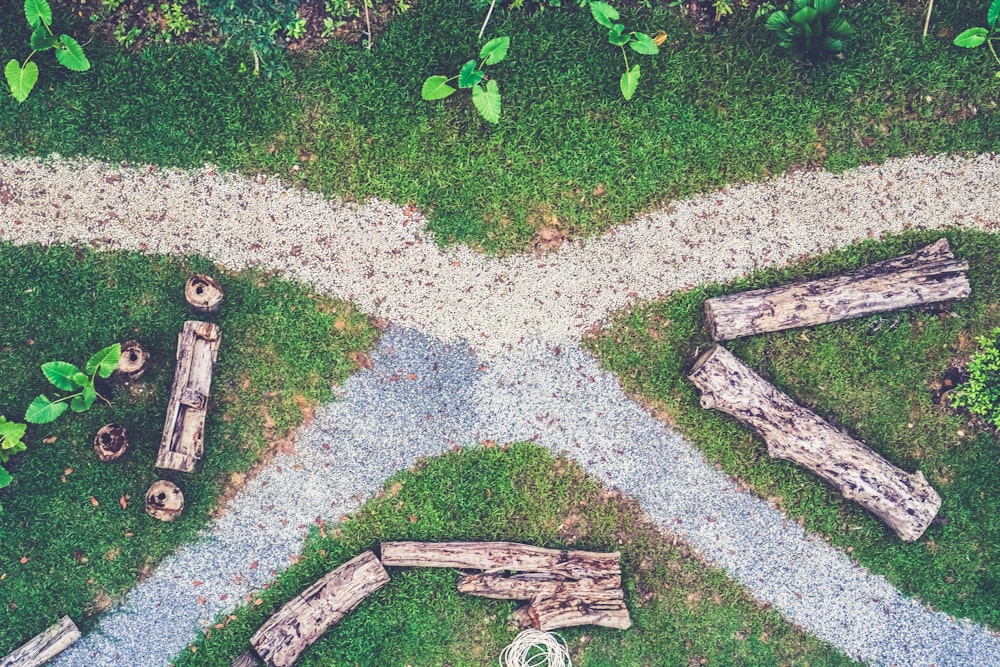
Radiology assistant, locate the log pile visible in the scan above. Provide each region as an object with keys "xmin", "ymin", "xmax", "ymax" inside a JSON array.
[
  {"xmin": 381, "ymin": 541, "xmax": 631, "ymax": 631},
  {"xmin": 0, "ymin": 616, "xmax": 80, "ymax": 667}
]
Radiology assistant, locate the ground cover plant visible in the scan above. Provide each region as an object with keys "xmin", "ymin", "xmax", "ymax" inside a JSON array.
[
  {"xmin": 172, "ymin": 443, "xmax": 854, "ymax": 666},
  {"xmin": 586, "ymin": 230, "xmax": 1000, "ymax": 630},
  {"xmin": 0, "ymin": 243, "xmax": 377, "ymax": 656},
  {"xmin": 0, "ymin": 0, "xmax": 997, "ymax": 254}
]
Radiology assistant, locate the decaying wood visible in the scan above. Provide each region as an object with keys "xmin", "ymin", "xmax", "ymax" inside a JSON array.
[
  {"xmin": 145, "ymin": 480, "xmax": 184, "ymax": 522},
  {"xmin": 156, "ymin": 321, "xmax": 221, "ymax": 472},
  {"xmin": 230, "ymin": 649, "xmax": 264, "ymax": 667},
  {"xmin": 457, "ymin": 572, "xmax": 621, "ymax": 600},
  {"xmin": 380, "ymin": 542, "xmax": 621, "ymax": 580},
  {"xmin": 0, "ymin": 616, "xmax": 80, "ymax": 667},
  {"xmin": 689, "ymin": 345, "xmax": 941, "ymax": 541},
  {"xmin": 703, "ymin": 239, "xmax": 970, "ymax": 341},
  {"xmin": 250, "ymin": 551, "xmax": 390, "ymax": 667},
  {"xmin": 185, "ymin": 274, "xmax": 224, "ymax": 315},
  {"xmin": 519, "ymin": 592, "xmax": 631, "ymax": 631},
  {"xmin": 111, "ymin": 340, "xmax": 151, "ymax": 383},
  {"xmin": 94, "ymin": 424, "xmax": 128, "ymax": 462}
]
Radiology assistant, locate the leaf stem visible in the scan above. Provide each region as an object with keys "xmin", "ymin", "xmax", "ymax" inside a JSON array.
[
  {"xmin": 478, "ymin": 0, "xmax": 498, "ymax": 40},
  {"xmin": 621, "ymin": 45, "xmax": 630, "ymax": 72}
]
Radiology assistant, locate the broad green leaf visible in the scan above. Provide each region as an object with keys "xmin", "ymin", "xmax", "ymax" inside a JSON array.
[
  {"xmin": 608, "ymin": 24, "xmax": 630, "ymax": 46},
  {"xmin": 819, "ymin": 36, "xmax": 843, "ymax": 52},
  {"xmin": 71, "ymin": 389, "xmax": 96, "ymax": 413},
  {"xmin": 30, "ymin": 23, "xmax": 56, "ymax": 51},
  {"xmin": 790, "ymin": 6, "xmax": 818, "ymax": 26},
  {"xmin": 0, "ymin": 418, "xmax": 27, "ymax": 450},
  {"xmin": 954, "ymin": 27, "xmax": 988, "ymax": 48},
  {"xmin": 86, "ymin": 343, "xmax": 121, "ymax": 378},
  {"xmin": 42, "ymin": 361, "xmax": 82, "ymax": 391},
  {"xmin": 56, "ymin": 35, "xmax": 90, "ymax": 72},
  {"xmin": 630, "ymin": 32, "xmax": 659, "ymax": 55},
  {"xmin": 620, "ymin": 63, "xmax": 640, "ymax": 100},
  {"xmin": 0, "ymin": 466, "xmax": 11, "ymax": 489},
  {"xmin": 589, "ymin": 1, "xmax": 619, "ymax": 28},
  {"xmin": 766, "ymin": 10, "xmax": 791, "ymax": 31},
  {"xmin": 25, "ymin": 395, "xmax": 68, "ymax": 424},
  {"xmin": 72, "ymin": 372, "xmax": 89, "ymax": 387},
  {"xmin": 458, "ymin": 60, "xmax": 484, "ymax": 89},
  {"xmin": 421, "ymin": 75, "xmax": 456, "ymax": 100},
  {"xmin": 479, "ymin": 36, "xmax": 510, "ymax": 65},
  {"xmin": 814, "ymin": 0, "xmax": 838, "ymax": 18},
  {"xmin": 5, "ymin": 60, "xmax": 38, "ymax": 103},
  {"xmin": 471, "ymin": 79, "xmax": 501, "ymax": 124},
  {"xmin": 24, "ymin": 0, "xmax": 52, "ymax": 28},
  {"xmin": 989, "ymin": 0, "xmax": 1000, "ymax": 27}
]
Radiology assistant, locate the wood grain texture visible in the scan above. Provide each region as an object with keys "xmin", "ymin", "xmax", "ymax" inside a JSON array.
[
  {"xmin": 230, "ymin": 649, "xmax": 264, "ymax": 667},
  {"xmin": 704, "ymin": 238, "xmax": 970, "ymax": 341},
  {"xmin": 185, "ymin": 274, "xmax": 224, "ymax": 314},
  {"xmin": 380, "ymin": 542, "xmax": 621, "ymax": 580},
  {"xmin": 250, "ymin": 551, "xmax": 390, "ymax": 667},
  {"xmin": 0, "ymin": 616, "xmax": 80, "ymax": 667},
  {"xmin": 156, "ymin": 321, "xmax": 221, "ymax": 472},
  {"xmin": 689, "ymin": 345, "xmax": 941, "ymax": 541},
  {"xmin": 457, "ymin": 572, "xmax": 622, "ymax": 600},
  {"xmin": 521, "ymin": 593, "xmax": 631, "ymax": 631}
]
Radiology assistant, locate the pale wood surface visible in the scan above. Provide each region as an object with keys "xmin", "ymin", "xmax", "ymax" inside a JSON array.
[
  {"xmin": 144, "ymin": 479, "xmax": 185, "ymax": 522},
  {"xmin": 704, "ymin": 238, "xmax": 970, "ymax": 341},
  {"xmin": 520, "ymin": 593, "xmax": 631, "ymax": 631},
  {"xmin": 380, "ymin": 542, "xmax": 621, "ymax": 580},
  {"xmin": 230, "ymin": 649, "xmax": 263, "ymax": 667},
  {"xmin": 185, "ymin": 274, "xmax": 224, "ymax": 314},
  {"xmin": 0, "ymin": 616, "xmax": 80, "ymax": 667},
  {"xmin": 457, "ymin": 572, "xmax": 622, "ymax": 600},
  {"xmin": 689, "ymin": 345, "xmax": 941, "ymax": 541},
  {"xmin": 156, "ymin": 321, "xmax": 220, "ymax": 472},
  {"xmin": 93, "ymin": 424, "xmax": 128, "ymax": 462},
  {"xmin": 112, "ymin": 339, "xmax": 151, "ymax": 383},
  {"xmin": 250, "ymin": 551, "xmax": 390, "ymax": 667}
]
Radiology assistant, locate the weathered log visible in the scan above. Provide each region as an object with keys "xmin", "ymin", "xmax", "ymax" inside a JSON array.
[
  {"xmin": 111, "ymin": 340, "xmax": 151, "ymax": 383},
  {"xmin": 156, "ymin": 321, "xmax": 221, "ymax": 472},
  {"xmin": 250, "ymin": 551, "xmax": 390, "ymax": 667},
  {"xmin": 688, "ymin": 345, "xmax": 941, "ymax": 541},
  {"xmin": 517, "ymin": 592, "xmax": 631, "ymax": 631},
  {"xmin": 145, "ymin": 480, "xmax": 184, "ymax": 522},
  {"xmin": 0, "ymin": 616, "xmax": 80, "ymax": 667},
  {"xmin": 380, "ymin": 542, "xmax": 621, "ymax": 580},
  {"xmin": 457, "ymin": 572, "xmax": 621, "ymax": 600},
  {"xmin": 185, "ymin": 274, "xmax": 224, "ymax": 315},
  {"xmin": 704, "ymin": 238, "xmax": 970, "ymax": 341},
  {"xmin": 93, "ymin": 424, "xmax": 128, "ymax": 462},
  {"xmin": 230, "ymin": 649, "xmax": 264, "ymax": 667}
]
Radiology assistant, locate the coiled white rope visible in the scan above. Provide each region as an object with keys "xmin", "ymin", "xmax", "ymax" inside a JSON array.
[{"xmin": 499, "ymin": 629, "xmax": 573, "ymax": 667}]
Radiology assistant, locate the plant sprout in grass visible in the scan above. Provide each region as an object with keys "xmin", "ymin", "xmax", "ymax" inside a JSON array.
[
  {"xmin": 952, "ymin": 328, "xmax": 1000, "ymax": 429},
  {"xmin": 421, "ymin": 36, "xmax": 509, "ymax": 124},
  {"xmin": 4, "ymin": 0, "xmax": 91, "ymax": 103},
  {"xmin": 25, "ymin": 343, "xmax": 121, "ymax": 424},
  {"xmin": 0, "ymin": 416, "xmax": 28, "ymax": 493},
  {"xmin": 954, "ymin": 0, "xmax": 1000, "ymax": 75},
  {"xmin": 588, "ymin": 1, "xmax": 663, "ymax": 101}
]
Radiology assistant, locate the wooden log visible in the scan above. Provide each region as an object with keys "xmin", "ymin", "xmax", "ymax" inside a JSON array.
[
  {"xmin": 156, "ymin": 321, "xmax": 221, "ymax": 472},
  {"xmin": 457, "ymin": 572, "xmax": 621, "ymax": 600},
  {"xmin": 688, "ymin": 345, "xmax": 941, "ymax": 541},
  {"xmin": 230, "ymin": 649, "xmax": 264, "ymax": 667},
  {"xmin": 93, "ymin": 424, "xmax": 128, "ymax": 462},
  {"xmin": 380, "ymin": 542, "xmax": 621, "ymax": 580},
  {"xmin": 111, "ymin": 340, "xmax": 151, "ymax": 383},
  {"xmin": 518, "ymin": 592, "xmax": 631, "ymax": 631},
  {"xmin": 185, "ymin": 274, "xmax": 224, "ymax": 315},
  {"xmin": 145, "ymin": 480, "xmax": 184, "ymax": 522},
  {"xmin": 250, "ymin": 551, "xmax": 390, "ymax": 667},
  {"xmin": 703, "ymin": 238, "xmax": 970, "ymax": 341},
  {"xmin": 1, "ymin": 616, "xmax": 81, "ymax": 667}
]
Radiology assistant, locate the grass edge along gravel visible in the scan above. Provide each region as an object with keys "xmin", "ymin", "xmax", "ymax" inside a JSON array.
[
  {"xmin": 586, "ymin": 229, "xmax": 1000, "ymax": 631},
  {"xmin": 172, "ymin": 443, "xmax": 855, "ymax": 667},
  {"xmin": 0, "ymin": 242, "xmax": 378, "ymax": 656}
]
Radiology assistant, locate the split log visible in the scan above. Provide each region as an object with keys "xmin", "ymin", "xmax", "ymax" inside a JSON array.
[
  {"xmin": 457, "ymin": 572, "xmax": 621, "ymax": 600},
  {"xmin": 518, "ymin": 592, "xmax": 631, "ymax": 631},
  {"xmin": 185, "ymin": 274, "xmax": 224, "ymax": 315},
  {"xmin": 111, "ymin": 340, "xmax": 151, "ymax": 383},
  {"xmin": 688, "ymin": 345, "xmax": 941, "ymax": 541},
  {"xmin": 156, "ymin": 321, "xmax": 221, "ymax": 472},
  {"xmin": 250, "ymin": 551, "xmax": 390, "ymax": 667},
  {"xmin": 145, "ymin": 480, "xmax": 184, "ymax": 522},
  {"xmin": 380, "ymin": 542, "xmax": 621, "ymax": 580},
  {"xmin": 93, "ymin": 424, "xmax": 128, "ymax": 462},
  {"xmin": 703, "ymin": 239, "xmax": 970, "ymax": 341},
  {"xmin": 230, "ymin": 649, "xmax": 264, "ymax": 667},
  {"xmin": 0, "ymin": 616, "xmax": 80, "ymax": 667}
]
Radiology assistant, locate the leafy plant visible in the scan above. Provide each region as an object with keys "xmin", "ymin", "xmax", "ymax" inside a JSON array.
[
  {"xmin": 4, "ymin": 0, "xmax": 91, "ymax": 103},
  {"xmin": 953, "ymin": 0, "xmax": 1000, "ymax": 74},
  {"xmin": 0, "ymin": 416, "xmax": 27, "ymax": 494},
  {"xmin": 588, "ymin": 1, "xmax": 662, "ymax": 101},
  {"xmin": 421, "ymin": 36, "xmax": 510, "ymax": 124},
  {"xmin": 765, "ymin": 0, "xmax": 854, "ymax": 58},
  {"xmin": 163, "ymin": 2, "xmax": 196, "ymax": 38},
  {"xmin": 199, "ymin": 0, "xmax": 300, "ymax": 77},
  {"xmin": 952, "ymin": 328, "xmax": 1000, "ymax": 429},
  {"xmin": 25, "ymin": 344, "xmax": 121, "ymax": 424}
]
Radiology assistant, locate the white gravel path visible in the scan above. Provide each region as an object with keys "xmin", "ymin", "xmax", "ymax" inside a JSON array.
[{"xmin": 2, "ymin": 153, "xmax": 999, "ymax": 666}]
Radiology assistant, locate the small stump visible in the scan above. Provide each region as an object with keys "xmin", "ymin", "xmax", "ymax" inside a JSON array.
[
  {"xmin": 94, "ymin": 424, "xmax": 128, "ymax": 462},
  {"xmin": 112, "ymin": 340, "xmax": 151, "ymax": 383},
  {"xmin": 185, "ymin": 274, "xmax": 224, "ymax": 315},
  {"xmin": 145, "ymin": 480, "xmax": 184, "ymax": 522}
]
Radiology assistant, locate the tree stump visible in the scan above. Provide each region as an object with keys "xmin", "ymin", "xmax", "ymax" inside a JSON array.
[
  {"xmin": 250, "ymin": 551, "xmax": 390, "ymax": 667},
  {"xmin": 145, "ymin": 480, "xmax": 184, "ymax": 522},
  {"xmin": 111, "ymin": 340, "xmax": 151, "ymax": 383},
  {"xmin": 703, "ymin": 239, "xmax": 971, "ymax": 341},
  {"xmin": 185, "ymin": 274, "xmax": 224, "ymax": 315},
  {"xmin": 94, "ymin": 424, "xmax": 128, "ymax": 462},
  {"xmin": 0, "ymin": 616, "xmax": 80, "ymax": 667},
  {"xmin": 156, "ymin": 321, "xmax": 221, "ymax": 473},
  {"xmin": 688, "ymin": 345, "xmax": 941, "ymax": 541}
]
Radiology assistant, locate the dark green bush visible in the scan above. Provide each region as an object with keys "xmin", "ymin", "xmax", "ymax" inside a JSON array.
[
  {"xmin": 952, "ymin": 328, "xmax": 1000, "ymax": 429},
  {"xmin": 198, "ymin": 0, "xmax": 300, "ymax": 76},
  {"xmin": 765, "ymin": 0, "xmax": 854, "ymax": 57}
]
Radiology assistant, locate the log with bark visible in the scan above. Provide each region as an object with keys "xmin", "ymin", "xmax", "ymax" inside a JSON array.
[
  {"xmin": 93, "ymin": 424, "xmax": 128, "ymax": 462},
  {"xmin": 380, "ymin": 542, "xmax": 621, "ymax": 580},
  {"xmin": 230, "ymin": 649, "xmax": 264, "ymax": 667},
  {"xmin": 250, "ymin": 551, "xmax": 390, "ymax": 667},
  {"xmin": 156, "ymin": 321, "xmax": 221, "ymax": 472},
  {"xmin": 688, "ymin": 345, "xmax": 941, "ymax": 541},
  {"xmin": 703, "ymin": 238, "xmax": 970, "ymax": 341},
  {"xmin": 0, "ymin": 616, "xmax": 80, "ymax": 667},
  {"xmin": 185, "ymin": 274, "xmax": 224, "ymax": 315},
  {"xmin": 518, "ymin": 592, "xmax": 631, "ymax": 631},
  {"xmin": 457, "ymin": 572, "xmax": 621, "ymax": 599}
]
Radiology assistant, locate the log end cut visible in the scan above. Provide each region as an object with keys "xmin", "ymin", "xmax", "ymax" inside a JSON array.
[
  {"xmin": 145, "ymin": 480, "xmax": 184, "ymax": 521},
  {"xmin": 185, "ymin": 274, "xmax": 224, "ymax": 315},
  {"xmin": 112, "ymin": 340, "xmax": 151, "ymax": 383},
  {"xmin": 94, "ymin": 424, "xmax": 128, "ymax": 462}
]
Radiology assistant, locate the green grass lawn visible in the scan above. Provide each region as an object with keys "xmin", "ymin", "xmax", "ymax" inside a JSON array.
[
  {"xmin": 586, "ymin": 230, "xmax": 1000, "ymax": 630},
  {"xmin": 173, "ymin": 443, "xmax": 854, "ymax": 666},
  {"xmin": 0, "ymin": 243, "xmax": 378, "ymax": 656},
  {"xmin": 1, "ymin": 0, "xmax": 997, "ymax": 253}
]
